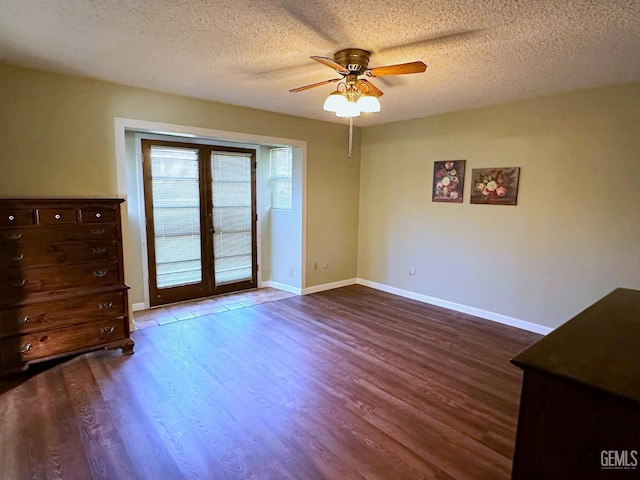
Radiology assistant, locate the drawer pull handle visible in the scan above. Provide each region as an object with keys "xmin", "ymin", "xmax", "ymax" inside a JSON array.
[
  {"xmin": 93, "ymin": 269, "xmax": 108, "ymax": 278},
  {"xmin": 95, "ymin": 212, "xmax": 102, "ymax": 218},
  {"xmin": 101, "ymin": 326, "xmax": 116, "ymax": 335},
  {"xmin": 18, "ymin": 343, "xmax": 32, "ymax": 353},
  {"xmin": 17, "ymin": 316, "xmax": 30, "ymax": 324},
  {"xmin": 98, "ymin": 302, "xmax": 113, "ymax": 309},
  {"xmin": 92, "ymin": 247, "xmax": 107, "ymax": 255},
  {"xmin": 54, "ymin": 214, "xmax": 61, "ymax": 220},
  {"xmin": 8, "ymin": 215, "xmax": 15, "ymax": 221},
  {"xmin": 13, "ymin": 253, "xmax": 25, "ymax": 261},
  {"xmin": 6, "ymin": 232, "xmax": 22, "ymax": 240},
  {"xmin": 91, "ymin": 228, "xmax": 106, "ymax": 235},
  {"xmin": 10, "ymin": 279, "xmax": 27, "ymax": 287}
]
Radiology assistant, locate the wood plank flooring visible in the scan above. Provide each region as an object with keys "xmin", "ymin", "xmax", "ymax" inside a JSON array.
[{"xmin": 0, "ymin": 285, "xmax": 540, "ymax": 479}]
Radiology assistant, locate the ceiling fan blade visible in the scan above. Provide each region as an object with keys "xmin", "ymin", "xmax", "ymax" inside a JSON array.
[
  {"xmin": 310, "ymin": 56, "xmax": 349, "ymax": 75},
  {"xmin": 357, "ymin": 79, "xmax": 384, "ymax": 97},
  {"xmin": 367, "ymin": 61, "xmax": 427, "ymax": 77},
  {"xmin": 289, "ymin": 77, "xmax": 340, "ymax": 93}
]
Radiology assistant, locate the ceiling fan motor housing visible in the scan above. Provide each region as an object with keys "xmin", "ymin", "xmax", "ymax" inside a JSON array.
[{"xmin": 334, "ymin": 48, "xmax": 371, "ymax": 74}]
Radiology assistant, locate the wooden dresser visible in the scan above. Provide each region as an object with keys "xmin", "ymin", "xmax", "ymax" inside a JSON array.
[
  {"xmin": 511, "ymin": 288, "xmax": 640, "ymax": 479},
  {"xmin": 0, "ymin": 198, "xmax": 134, "ymax": 379}
]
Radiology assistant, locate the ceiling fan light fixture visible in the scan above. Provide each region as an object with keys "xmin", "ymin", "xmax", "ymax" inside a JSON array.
[
  {"xmin": 335, "ymin": 99, "xmax": 360, "ymax": 118},
  {"xmin": 323, "ymin": 91, "xmax": 346, "ymax": 112},
  {"xmin": 356, "ymin": 94, "xmax": 381, "ymax": 113}
]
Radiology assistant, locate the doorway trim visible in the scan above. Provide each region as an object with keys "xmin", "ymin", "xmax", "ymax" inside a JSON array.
[{"xmin": 114, "ymin": 117, "xmax": 307, "ymax": 311}]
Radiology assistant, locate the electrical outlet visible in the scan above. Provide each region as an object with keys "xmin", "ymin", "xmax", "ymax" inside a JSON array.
[
  {"xmin": 323, "ymin": 262, "xmax": 329, "ymax": 269},
  {"xmin": 289, "ymin": 268, "xmax": 293, "ymax": 277},
  {"xmin": 409, "ymin": 267, "xmax": 416, "ymax": 276},
  {"xmin": 313, "ymin": 262, "xmax": 318, "ymax": 270}
]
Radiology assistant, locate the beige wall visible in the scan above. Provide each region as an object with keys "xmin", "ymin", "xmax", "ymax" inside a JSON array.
[
  {"xmin": 4, "ymin": 61, "xmax": 637, "ymax": 330},
  {"xmin": 358, "ymin": 82, "xmax": 640, "ymax": 328},
  {"xmin": 0, "ymin": 63, "xmax": 360, "ymax": 299}
]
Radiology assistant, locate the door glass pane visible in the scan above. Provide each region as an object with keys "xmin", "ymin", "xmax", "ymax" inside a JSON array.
[
  {"xmin": 150, "ymin": 145, "xmax": 202, "ymax": 288},
  {"xmin": 212, "ymin": 152, "xmax": 253, "ymax": 285}
]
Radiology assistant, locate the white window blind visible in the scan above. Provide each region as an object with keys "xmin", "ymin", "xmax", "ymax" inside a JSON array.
[
  {"xmin": 149, "ymin": 145, "xmax": 203, "ymax": 288},
  {"xmin": 212, "ymin": 152, "xmax": 253, "ymax": 285},
  {"xmin": 270, "ymin": 147, "xmax": 292, "ymax": 210}
]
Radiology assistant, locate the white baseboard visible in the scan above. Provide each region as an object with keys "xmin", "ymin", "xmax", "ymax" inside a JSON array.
[
  {"xmin": 133, "ymin": 277, "xmax": 552, "ymax": 335},
  {"xmin": 356, "ymin": 278, "xmax": 553, "ymax": 335},
  {"xmin": 302, "ymin": 278, "xmax": 358, "ymax": 295},
  {"xmin": 132, "ymin": 302, "xmax": 147, "ymax": 312},
  {"xmin": 263, "ymin": 281, "xmax": 302, "ymax": 295}
]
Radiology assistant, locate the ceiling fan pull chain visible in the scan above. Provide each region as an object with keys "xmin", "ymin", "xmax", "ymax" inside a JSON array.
[{"xmin": 348, "ymin": 117, "xmax": 353, "ymax": 158}]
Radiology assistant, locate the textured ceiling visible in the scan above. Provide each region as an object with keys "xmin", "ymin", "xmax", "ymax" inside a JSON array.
[{"xmin": 1, "ymin": 0, "xmax": 639, "ymax": 126}]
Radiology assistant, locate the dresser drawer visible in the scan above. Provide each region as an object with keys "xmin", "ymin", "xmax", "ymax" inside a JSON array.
[
  {"xmin": 80, "ymin": 207, "xmax": 116, "ymax": 223},
  {"xmin": 0, "ymin": 241, "xmax": 118, "ymax": 269},
  {"xmin": 0, "ymin": 262, "xmax": 120, "ymax": 300},
  {"xmin": 0, "ymin": 290, "xmax": 125, "ymax": 337},
  {"xmin": 0, "ymin": 209, "xmax": 34, "ymax": 227},
  {"xmin": 0, "ymin": 224, "xmax": 116, "ymax": 246},
  {"xmin": 1, "ymin": 318, "xmax": 126, "ymax": 363},
  {"xmin": 37, "ymin": 208, "xmax": 78, "ymax": 225}
]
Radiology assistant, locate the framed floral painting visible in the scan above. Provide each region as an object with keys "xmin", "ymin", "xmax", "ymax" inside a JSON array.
[
  {"xmin": 432, "ymin": 160, "xmax": 465, "ymax": 203},
  {"xmin": 470, "ymin": 167, "xmax": 521, "ymax": 205}
]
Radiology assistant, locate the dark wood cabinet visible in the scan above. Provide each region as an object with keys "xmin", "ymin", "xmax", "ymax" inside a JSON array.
[
  {"xmin": 511, "ymin": 288, "xmax": 640, "ymax": 479},
  {"xmin": 0, "ymin": 198, "xmax": 134, "ymax": 379}
]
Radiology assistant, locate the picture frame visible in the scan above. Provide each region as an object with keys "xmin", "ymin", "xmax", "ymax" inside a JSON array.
[
  {"xmin": 432, "ymin": 160, "xmax": 465, "ymax": 203},
  {"xmin": 470, "ymin": 167, "xmax": 521, "ymax": 205}
]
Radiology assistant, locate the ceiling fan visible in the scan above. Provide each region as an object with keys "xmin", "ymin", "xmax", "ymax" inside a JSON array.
[
  {"xmin": 290, "ymin": 48, "xmax": 427, "ymax": 117},
  {"xmin": 289, "ymin": 48, "xmax": 427, "ymax": 157}
]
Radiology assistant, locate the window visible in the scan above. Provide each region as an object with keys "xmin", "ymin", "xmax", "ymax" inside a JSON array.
[
  {"xmin": 270, "ymin": 147, "xmax": 292, "ymax": 210},
  {"xmin": 148, "ymin": 144, "xmax": 202, "ymax": 289}
]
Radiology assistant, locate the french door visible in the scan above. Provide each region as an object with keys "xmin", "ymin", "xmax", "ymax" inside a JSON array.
[{"xmin": 142, "ymin": 139, "xmax": 257, "ymax": 307}]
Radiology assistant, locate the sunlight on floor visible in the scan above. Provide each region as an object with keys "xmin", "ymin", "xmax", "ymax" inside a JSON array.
[{"xmin": 133, "ymin": 287, "xmax": 296, "ymax": 329}]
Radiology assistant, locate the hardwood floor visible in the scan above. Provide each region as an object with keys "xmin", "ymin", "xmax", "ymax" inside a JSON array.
[{"xmin": 0, "ymin": 285, "xmax": 540, "ymax": 479}]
